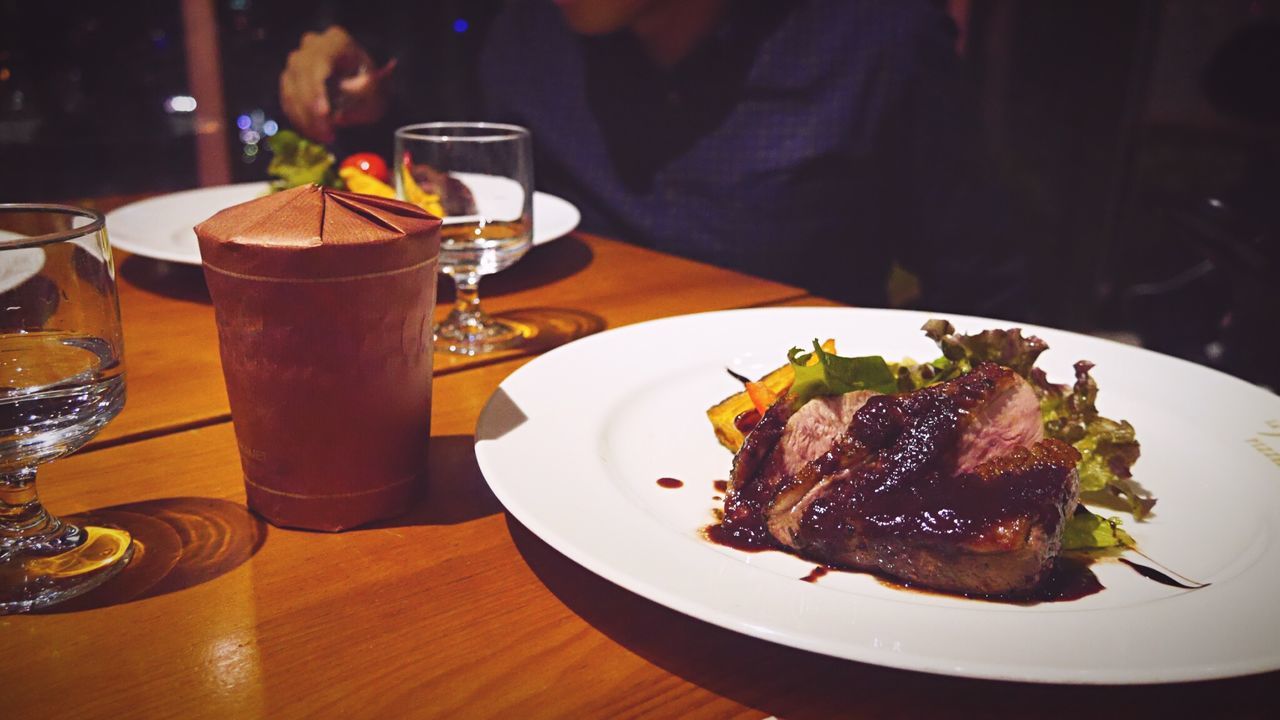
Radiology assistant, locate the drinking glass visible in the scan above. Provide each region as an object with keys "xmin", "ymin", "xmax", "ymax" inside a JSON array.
[
  {"xmin": 395, "ymin": 122, "xmax": 533, "ymax": 355},
  {"xmin": 0, "ymin": 204, "xmax": 132, "ymax": 613}
]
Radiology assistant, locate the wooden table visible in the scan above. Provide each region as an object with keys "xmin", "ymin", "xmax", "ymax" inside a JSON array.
[{"xmin": 5, "ymin": 200, "xmax": 1274, "ymax": 719}]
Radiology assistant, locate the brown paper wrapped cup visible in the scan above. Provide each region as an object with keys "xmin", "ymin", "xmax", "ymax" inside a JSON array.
[{"xmin": 196, "ymin": 186, "xmax": 441, "ymax": 531}]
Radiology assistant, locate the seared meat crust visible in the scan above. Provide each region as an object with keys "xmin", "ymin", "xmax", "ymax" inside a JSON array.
[{"xmin": 721, "ymin": 363, "xmax": 1081, "ymax": 596}]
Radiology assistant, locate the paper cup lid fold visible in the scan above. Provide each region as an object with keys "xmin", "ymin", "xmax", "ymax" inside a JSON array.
[{"xmin": 194, "ymin": 185, "xmax": 441, "ymax": 280}]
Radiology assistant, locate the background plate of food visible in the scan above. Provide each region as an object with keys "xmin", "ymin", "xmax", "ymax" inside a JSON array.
[
  {"xmin": 106, "ymin": 181, "xmax": 578, "ymax": 266},
  {"xmin": 474, "ymin": 306, "xmax": 1280, "ymax": 684}
]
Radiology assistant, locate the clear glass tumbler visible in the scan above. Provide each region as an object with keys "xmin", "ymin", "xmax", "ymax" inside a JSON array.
[
  {"xmin": 395, "ymin": 122, "xmax": 534, "ymax": 355},
  {"xmin": 0, "ymin": 204, "xmax": 132, "ymax": 613}
]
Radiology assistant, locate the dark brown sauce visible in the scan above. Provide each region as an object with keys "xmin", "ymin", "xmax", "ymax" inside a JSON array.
[
  {"xmin": 703, "ymin": 523, "xmax": 775, "ymax": 552},
  {"xmin": 801, "ymin": 566, "xmax": 829, "ymax": 583},
  {"xmin": 656, "ymin": 477, "xmax": 683, "ymax": 489},
  {"xmin": 713, "ymin": 480, "xmax": 729, "ymax": 493},
  {"xmin": 1119, "ymin": 558, "xmax": 1207, "ymax": 589},
  {"xmin": 712, "ymin": 495, "xmax": 722, "ymax": 501},
  {"xmin": 733, "ymin": 409, "xmax": 761, "ymax": 435},
  {"xmin": 1029, "ymin": 556, "xmax": 1106, "ymax": 602}
]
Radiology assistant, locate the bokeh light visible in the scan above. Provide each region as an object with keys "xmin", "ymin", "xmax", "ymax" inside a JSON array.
[{"xmin": 164, "ymin": 95, "xmax": 197, "ymax": 113}]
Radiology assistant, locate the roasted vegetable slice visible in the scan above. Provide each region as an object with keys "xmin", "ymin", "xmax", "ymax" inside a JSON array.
[{"xmin": 707, "ymin": 339, "xmax": 835, "ymax": 452}]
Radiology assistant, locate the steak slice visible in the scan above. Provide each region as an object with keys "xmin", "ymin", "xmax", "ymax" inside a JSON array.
[
  {"xmin": 797, "ymin": 440, "xmax": 1080, "ymax": 595},
  {"xmin": 955, "ymin": 369, "xmax": 1044, "ymax": 472},
  {"xmin": 719, "ymin": 362, "xmax": 1080, "ymax": 596},
  {"xmin": 789, "ymin": 363, "xmax": 1079, "ymax": 595},
  {"xmin": 723, "ymin": 391, "xmax": 876, "ymax": 548},
  {"xmin": 728, "ymin": 395, "xmax": 797, "ymax": 494}
]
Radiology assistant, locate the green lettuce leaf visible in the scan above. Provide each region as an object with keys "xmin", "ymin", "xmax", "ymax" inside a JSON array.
[
  {"xmin": 1061, "ymin": 507, "xmax": 1134, "ymax": 550},
  {"xmin": 787, "ymin": 341, "xmax": 899, "ymax": 405},
  {"xmin": 891, "ymin": 355, "xmax": 954, "ymax": 392},
  {"xmin": 266, "ymin": 129, "xmax": 343, "ymax": 191}
]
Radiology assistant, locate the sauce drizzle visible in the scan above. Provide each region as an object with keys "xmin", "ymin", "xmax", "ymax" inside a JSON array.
[
  {"xmin": 801, "ymin": 566, "xmax": 829, "ymax": 583},
  {"xmin": 1030, "ymin": 556, "xmax": 1106, "ymax": 602},
  {"xmin": 1119, "ymin": 558, "xmax": 1208, "ymax": 589},
  {"xmin": 703, "ymin": 523, "xmax": 774, "ymax": 552},
  {"xmin": 733, "ymin": 409, "xmax": 761, "ymax": 435},
  {"xmin": 656, "ymin": 477, "xmax": 683, "ymax": 489}
]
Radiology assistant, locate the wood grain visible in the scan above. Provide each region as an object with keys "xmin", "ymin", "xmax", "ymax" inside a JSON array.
[
  {"xmin": 7, "ymin": 355, "xmax": 1274, "ymax": 719},
  {"xmin": 101, "ymin": 255, "xmax": 229, "ymax": 446},
  {"xmin": 95, "ymin": 233, "xmax": 804, "ymax": 448}
]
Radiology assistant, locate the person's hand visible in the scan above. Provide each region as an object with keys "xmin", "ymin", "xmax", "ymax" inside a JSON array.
[{"xmin": 279, "ymin": 26, "xmax": 396, "ymax": 143}]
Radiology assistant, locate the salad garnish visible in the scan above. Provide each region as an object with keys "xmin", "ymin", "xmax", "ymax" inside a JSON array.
[{"xmin": 266, "ymin": 130, "xmax": 343, "ymax": 191}]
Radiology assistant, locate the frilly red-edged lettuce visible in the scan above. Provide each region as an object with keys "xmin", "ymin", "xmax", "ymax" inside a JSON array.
[
  {"xmin": 921, "ymin": 318, "xmax": 1048, "ymax": 378},
  {"xmin": 1037, "ymin": 361, "xmax": 1152, "ymax": 518},
  {"xmin": 907, "ymin": 320, "xmax": 1152, "ymax": 523}
]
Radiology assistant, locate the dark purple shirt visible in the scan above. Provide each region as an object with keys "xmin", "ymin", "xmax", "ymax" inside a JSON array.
[{"xmin": 477, "ymin": 1, "xmax": 1030, "ymax": 315}]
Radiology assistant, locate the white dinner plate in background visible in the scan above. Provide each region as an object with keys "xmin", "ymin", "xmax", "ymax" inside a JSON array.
[{"xmin": 106, "ymin": 181, "xmax": 580, "ymax": 266}]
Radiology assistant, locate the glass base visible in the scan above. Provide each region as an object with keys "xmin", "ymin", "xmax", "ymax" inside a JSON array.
[
  {"xmin": 435, "ymin": 316, "xmax": 529, "ymax": 356},
  {"xmin": 0, "ymin": 524, "xmax": 133, "ymax": 614}
]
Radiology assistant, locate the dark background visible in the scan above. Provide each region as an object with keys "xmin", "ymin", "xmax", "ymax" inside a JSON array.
[{"xmin": 2, "ymin": 0, "xmax": 1277, "ymax": 385}]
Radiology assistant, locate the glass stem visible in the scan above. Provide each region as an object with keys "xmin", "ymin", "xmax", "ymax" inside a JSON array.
[
  {"xmin": 0, "ymin": 468, "xmax": 72, "ymax": 552},
  {"xmin": 452, "ymin": 271, "xmax": 488, "ymax": 326}
]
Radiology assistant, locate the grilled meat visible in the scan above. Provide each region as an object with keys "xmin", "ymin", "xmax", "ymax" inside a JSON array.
[
  {"xmin": 409, "ymin": 164, "xmax": 478, "ymax": 216},
  {"xmin": 722, "ymin": 363, "xmax": 1080, "ymax": 596},
  {"xmin": 724, "ymin": 391, "xmax": 875, "ymax": 549}
]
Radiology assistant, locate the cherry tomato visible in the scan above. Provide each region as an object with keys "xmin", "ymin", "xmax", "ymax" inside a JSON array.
[{"xmin": 339, "ymin": 153, "xmax": 389, "ymax": 183}]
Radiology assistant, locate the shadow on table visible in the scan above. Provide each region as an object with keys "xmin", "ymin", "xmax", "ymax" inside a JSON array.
[
  {"xmin": 499, "ymin": 306, "xmax": 606, "ymax": 354},
  {"xmin": 39, "ymin": 497, "xmax": 266, "ymax": 613},
  {"xmin": 364, "ymin": 434, "xmax": 503, "ymax": 529},
  {"xmin": 119, "ymin": 256, "xmax": 210, "ymax": 303},
  {"xmin": 506, "ymin": 515, "xmax": 1276, "ymax": 718},
  {"xmin": 119, "ymin": 235, "xmax": 593, "ymax": 306},
  {"xmin": 432, "ymin": 307, "xmax": 605, "ymax": 375},
  {"xmin": 474, "ymin": 388, "xmax": 527, "ymax": 443},
  {"xmin": 438, "ymin": 235, "xmax": 594, "ymax": 303}
]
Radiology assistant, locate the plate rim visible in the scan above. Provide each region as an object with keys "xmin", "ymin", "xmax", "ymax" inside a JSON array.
[{"xmin": 475, "ymin": 306, "xmax": 1280, "ymax": 685}]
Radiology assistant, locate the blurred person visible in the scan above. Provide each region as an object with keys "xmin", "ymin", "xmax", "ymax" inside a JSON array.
[{"xmin": 279, "ymin": 0, "xmax": 1033, "ymax": 318}]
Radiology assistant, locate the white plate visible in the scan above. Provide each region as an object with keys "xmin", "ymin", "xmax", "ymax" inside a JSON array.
[
  {"xmin": 474, "ymin": 307, "xmax": 1280, "ymax": 684},
  {"xmin": 0, "ymin": 230, "xmax": 46, "ymax": 294},
  {"xmin": 105, "ymin": 181, "xmax": 580, "ymax": 266}
]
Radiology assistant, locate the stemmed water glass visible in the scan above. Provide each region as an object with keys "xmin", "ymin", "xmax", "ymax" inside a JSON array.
[
  {"xmin": 395, "ymin": 123, "xmax": 534, "ymax": 355},
  {"xmin": 0, "ymin": 204, "xmax": 132, "ymax": 613}
]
